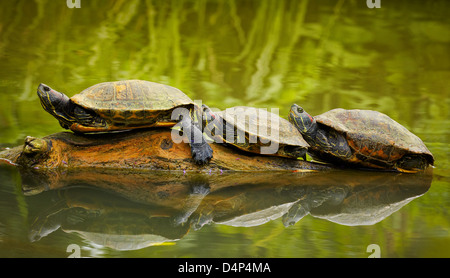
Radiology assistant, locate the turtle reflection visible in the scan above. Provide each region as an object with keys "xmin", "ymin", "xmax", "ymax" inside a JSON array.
[
  {"xmin": 25, "ymin": 169, "xmax": 431, "ymax": 251},
  {"xmin": 29, "ymin": 187, "xmax": 191, "ymax": 250},
  {"xmin": 190, "ymin": 170, "xmax": 431, "ymax": 229}
]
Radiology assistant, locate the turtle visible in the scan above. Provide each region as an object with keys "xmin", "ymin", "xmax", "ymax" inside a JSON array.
[
  {"xmin": 202, "ymin": 105, "xmax": 309, "ymax": 159},
  {"xmin": 37, "ymin": 80, "xmax": 213, "ymax": 165},
  {"xmin": 288, "ymin": 104, "xmax": 434, "ymax": 172}
]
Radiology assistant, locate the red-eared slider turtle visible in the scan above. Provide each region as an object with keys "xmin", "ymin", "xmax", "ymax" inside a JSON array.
[
  {"xmin": 37, "ymin": 80, "xmax": 213, "ymax": 165},
  {"xmin": 288, "ymin": 105, "xmax": 434, "ymax": 172},
  {"xmin": 202, "ymin": 105, "xmax": 309, "ymax": 159}
]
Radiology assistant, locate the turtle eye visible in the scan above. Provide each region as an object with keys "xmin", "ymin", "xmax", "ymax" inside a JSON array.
[{"xmin": 297, "ymin": 107, "xmax": 304, "ymax": 114}]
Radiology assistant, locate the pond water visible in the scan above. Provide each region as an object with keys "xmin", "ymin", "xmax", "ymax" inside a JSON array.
[{"xmin": 0, "ymin": 0, "xmax": 449, "ymax": 258}]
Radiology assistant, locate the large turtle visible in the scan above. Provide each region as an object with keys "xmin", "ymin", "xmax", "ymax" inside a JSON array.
[
  {"xmin": 202, "ymin": 105, "xmax": 309, "ymax": 159},
  {"xmin": 37, "ymin": 80, "xmax": 213, "ymax": 165},
  {"xmin": 288, "ymin": 104, "xmax": 434, "ymax": 172}
]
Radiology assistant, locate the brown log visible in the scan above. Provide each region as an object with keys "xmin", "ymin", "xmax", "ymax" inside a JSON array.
[{"xmin": 1, "ymin": 128, "xmax": 330, "ymax": 172}]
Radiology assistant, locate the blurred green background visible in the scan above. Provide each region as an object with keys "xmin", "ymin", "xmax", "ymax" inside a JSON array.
[{"xmin": 0, "ymin": 0, "xmax": 449, "ymax": 257}]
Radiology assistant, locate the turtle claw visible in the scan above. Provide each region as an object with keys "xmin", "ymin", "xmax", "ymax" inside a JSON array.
[{"xmin": 191, "ymin": 143, "xmax": 213, "ymax": 165}]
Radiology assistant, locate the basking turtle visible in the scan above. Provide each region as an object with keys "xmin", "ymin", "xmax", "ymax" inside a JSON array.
[
  {"xmin": 288, "ymin": 104, "xmax": 434, "ymax": 172},
  {"xmin": 202, "ymin": 105, "xmax": 309, "ymax": 159},
  {"xmin": 37, "ymin": 80, "xmax": 213, "ymax": 165}
]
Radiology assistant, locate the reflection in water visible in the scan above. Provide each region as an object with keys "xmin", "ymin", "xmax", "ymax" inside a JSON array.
[
  {"xmin": 23, "ymin": 168, "xmax": 431, "ymax": 251},
  {"xmin": 28, "ymin": 187, "xmax": 190, "ymax": 250}
]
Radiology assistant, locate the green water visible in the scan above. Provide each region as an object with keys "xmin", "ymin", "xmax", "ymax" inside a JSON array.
[{"xmin": 0, "ymin": 0, "xmax": 449, "ymax": 258}]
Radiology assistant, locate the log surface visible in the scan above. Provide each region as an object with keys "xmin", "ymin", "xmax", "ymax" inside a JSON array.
[{"xmin": 1, "ymin": 129, "xmax": 331, "ymax": 172}]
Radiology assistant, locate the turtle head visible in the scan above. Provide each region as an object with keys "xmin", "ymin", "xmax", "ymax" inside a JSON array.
[
  {"xmin": 37, "ymin": 84, "xmax": 76, "ymax": 129},
  {"xmin": 288, "ymin": 104, "xmax": 318, "ymax": 140}
]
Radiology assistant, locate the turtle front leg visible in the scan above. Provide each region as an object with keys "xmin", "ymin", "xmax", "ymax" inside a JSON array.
[
  {"xmin": 316, "ymin": 129, "xmax": 352, "ymax": 160},
  {"xmin": 179, "ymin": 112, "xmax": 213, "ymax": 165},
  {"xmin": 186, "ymin": 121, "xmax": 213, "ymax": 165}
]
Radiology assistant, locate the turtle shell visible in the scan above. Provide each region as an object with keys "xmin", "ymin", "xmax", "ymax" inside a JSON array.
[
  {"xmin": 314, "ymin": 108, "xmax": 434, "ymax": 167},
  {"xmin": 211, "ymin": 106, "xmax": 309, "ymax": 157},
  {"xmin": 71, "ymin": 80, "xmax": 193, "ymax": 125}
]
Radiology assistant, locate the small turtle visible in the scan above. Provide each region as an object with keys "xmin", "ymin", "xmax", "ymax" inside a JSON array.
[
  {"xmin": 202, "ymin": 105, "xmax": 309, "ymax": 159},
  {"xmin": 288, "ymin": 104, "xmax": 434, "ymax": 172},
  {"xmin": 37, "ymin": 80, "xmax": 213, "ymax": 165}
]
